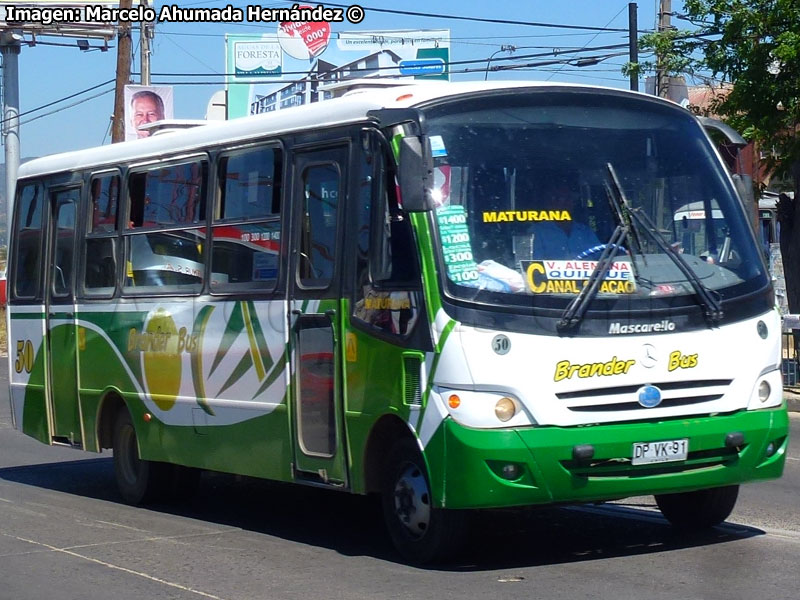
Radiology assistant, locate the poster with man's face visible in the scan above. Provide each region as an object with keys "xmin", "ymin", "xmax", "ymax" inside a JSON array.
[{"xmin": 124, "ymin": 85, "xmax": 174, "ymax": 141}]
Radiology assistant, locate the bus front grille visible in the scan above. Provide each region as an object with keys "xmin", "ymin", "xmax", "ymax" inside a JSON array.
[{"xmin": 556, "ymin": 379, "xmax": 732, "ymax": 413}]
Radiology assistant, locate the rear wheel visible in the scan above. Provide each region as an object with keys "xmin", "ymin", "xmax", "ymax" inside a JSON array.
[
  {"xmin": 655, "ymin": 485, "xmax": 739, "ymax": 530},
  {"xmin": 112, "ymin": 409, "xmax": 169, "ymax": 504},
  {"xmin": 381, "ymin": 439, "xmax": 466, "ymax": 564}
]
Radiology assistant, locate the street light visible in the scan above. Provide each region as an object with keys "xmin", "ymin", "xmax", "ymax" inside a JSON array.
[{"xmin": 485, "ymin": 45, "xmax": 516, "ymax": 81}]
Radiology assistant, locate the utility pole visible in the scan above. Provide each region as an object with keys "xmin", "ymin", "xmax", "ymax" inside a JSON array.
[
  {"xmin": 656, "ymin": 0, "xmax": 672, "ymax": 98},
  {"xmin": 1, "ymin": 30, "xmax": 21, "ymax": 241},
  {"xmin": 111, "ymin": 0, "xmax": 133, "ymax": 143},
  {"xmin": 140, "ymin": 0, "xmax": 151, "ymax": 85},
  {"xmin": 628, "ymin": 3, "xmax": 638, "ymax": 92}
]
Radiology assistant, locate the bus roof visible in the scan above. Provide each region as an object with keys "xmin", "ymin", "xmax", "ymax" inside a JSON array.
[{"xmin": 18, "ymin": 80, "xmax": 675, "ymax": 180}]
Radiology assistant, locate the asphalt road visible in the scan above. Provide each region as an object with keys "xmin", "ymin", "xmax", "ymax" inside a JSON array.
[{"xmin": 1, "ymin": 367, "xmax": 798, "ymax": 600}]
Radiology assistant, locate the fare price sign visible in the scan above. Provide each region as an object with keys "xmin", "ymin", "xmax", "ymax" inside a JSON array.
[{"xmin": 437, "ymin": 205, "xmax": 479, "ymax": 285}]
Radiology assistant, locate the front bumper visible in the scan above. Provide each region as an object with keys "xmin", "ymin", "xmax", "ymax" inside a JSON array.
[{"xmin": 429, "ymin": 406, "xmax": 789, "ymax": 509}]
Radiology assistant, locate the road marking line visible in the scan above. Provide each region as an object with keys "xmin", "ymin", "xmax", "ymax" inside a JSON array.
[
  {"xmin": 568, "ymin": 503, "xmax": 800, "ymax": 543},
  {"xmin": 2, "ymin": 533, "xmax": 229, "ymax": 599}
]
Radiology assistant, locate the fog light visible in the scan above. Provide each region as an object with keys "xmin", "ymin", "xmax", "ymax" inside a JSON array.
[
  {"xmin": 495, "ymin": 397, "xmax": 516, "ymax": 422},
  {"xmin": 758, "ymin": 380, "xmax": 771, "ymax": 402},
  {"xmin": 501, "ymin": 463, "xmax": 520, "ymax": 480},
  {"xmin": 757, "ymin": 320, "xmax": 768, "ymax": 339},
  {"xmin": 765, "ymin": 442, "xmax": 776, "ymax": 457}
]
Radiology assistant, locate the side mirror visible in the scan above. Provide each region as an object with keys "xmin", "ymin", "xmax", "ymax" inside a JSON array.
[{"xmin": 398, "ymin": 136, "xmax": 433, "ymax": 211}]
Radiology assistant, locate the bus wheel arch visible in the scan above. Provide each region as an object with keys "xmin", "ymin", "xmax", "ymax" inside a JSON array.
[
  {"xmin": 107, "ymin": 399, "xmax": 169, "ymax": 505},
  {"xmin": 363, "ymin": 414, "xmax": 417, "ymax": 494},
  {"xmin": 97, "ymin": 390, "xmax": 126, "ymax": 450}
]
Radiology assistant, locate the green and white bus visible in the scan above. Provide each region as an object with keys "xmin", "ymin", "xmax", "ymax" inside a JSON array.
[{"xmin": 7, "ymin": 82, "xmax": 789, "ymax": 563}]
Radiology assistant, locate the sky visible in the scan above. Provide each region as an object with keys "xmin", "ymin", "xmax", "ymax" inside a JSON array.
[{"xmin": 6, "ymin": 0, "xmax": 681, "ymax": 159}]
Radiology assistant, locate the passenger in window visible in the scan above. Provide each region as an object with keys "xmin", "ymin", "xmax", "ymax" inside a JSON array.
[{"xmin": 528, "ymin": 178, "xmax": 601, "ymax": 259}]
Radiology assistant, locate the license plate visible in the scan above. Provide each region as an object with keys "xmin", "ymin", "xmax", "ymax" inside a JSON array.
[{"xmin": 632, "ymin": 438, "xmax": 689, "ymax": 465}]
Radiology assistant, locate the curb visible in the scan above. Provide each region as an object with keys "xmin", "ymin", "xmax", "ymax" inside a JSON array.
[{"xmin": 785, "ymin": 393, "xmax": 800, "ymax": 413}]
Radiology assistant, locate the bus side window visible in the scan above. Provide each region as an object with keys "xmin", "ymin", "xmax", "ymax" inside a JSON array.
[
  {"xmin": 12, "ymin": 183, "xmax": 45, "ymax": 300},
  {"xmin": 84, "ymin": 173, "xmax": 120, "ymax": 297},
  {"xmin": 123, "ymin": 160, "xmax": 208, "ymax": 294},
  {"xmin": 211, "ymin": 145, "xmax": 282, "ymax": 290}
]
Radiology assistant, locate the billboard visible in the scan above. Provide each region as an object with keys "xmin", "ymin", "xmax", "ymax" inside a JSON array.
[
  {"xmin": 124, "ymin": 85, "xmax": 174, "ymax": 141},
  {"xmin": 225, "ymin": 29, "xmax": 450, "ymax": 119},
  {"xmin": 0, "ymin": 1, "xmax": 121, "ymax": 38}
]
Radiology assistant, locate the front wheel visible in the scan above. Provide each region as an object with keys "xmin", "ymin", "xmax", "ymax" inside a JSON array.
[
  {"xmin": 381, "ymin": 439, "xmax": 467, "ymax": 564},
  {"xmin": 655, "ymin": 485, "xmax": 739, "ymax": 530},
  {"xmin": 112, "ymin": 409, "xmax": 169, "ymax": 504}
]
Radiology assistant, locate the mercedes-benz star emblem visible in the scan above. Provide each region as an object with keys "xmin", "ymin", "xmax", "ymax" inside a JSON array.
[{"xmin": 641, "ymin": 343, "xmax": 658, "ymax": 368}]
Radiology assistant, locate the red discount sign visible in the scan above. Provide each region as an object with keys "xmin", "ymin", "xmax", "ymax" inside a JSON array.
[{"xmin": 278, "ymin": 8, "xmax": 332, "ymax": 60}]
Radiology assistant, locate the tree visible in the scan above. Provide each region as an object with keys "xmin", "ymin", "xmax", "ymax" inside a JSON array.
[{"xmin": 629, "ymin": 0, "xmax": 800, "ymax": 310}]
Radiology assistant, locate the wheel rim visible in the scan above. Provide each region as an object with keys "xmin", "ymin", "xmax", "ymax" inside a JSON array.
[
  {"xmin": 118, "ymin": 424, "xmax": 142, "ymax": 486},
  {"xmin": 392, "ymin": 462, "xmax": 431, "ymax": 539}
]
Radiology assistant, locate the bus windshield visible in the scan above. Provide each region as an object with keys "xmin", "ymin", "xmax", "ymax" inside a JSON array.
[{"xmin": 424, "ymin": 91, "xmax": 766, "ymax": 309}]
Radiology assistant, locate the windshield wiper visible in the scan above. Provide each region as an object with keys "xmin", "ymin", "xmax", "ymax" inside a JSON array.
[
  {"xmin": 558, "ymin": 164, "xmax": 640, "ymax": 332},
  {"xmin": 557, "ymin": 223, "xmax": 629, "ymax": 331},
  {"xmin": 558, "ymin": 164, "xmax": 723, "ymax": 333},
  {"xmin": 607, "ymin": 163, "xmax": 723, "ymax": 323}
]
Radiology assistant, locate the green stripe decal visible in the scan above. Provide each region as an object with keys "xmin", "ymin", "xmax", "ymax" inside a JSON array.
[{"xmin": 421, "ymin": 318, "xmax": 456, "ymax": 406}]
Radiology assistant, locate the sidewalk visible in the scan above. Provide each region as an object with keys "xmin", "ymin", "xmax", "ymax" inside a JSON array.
[{"xmin": 785, "ymin": 388, "xmax": 800, "ymax": 413}]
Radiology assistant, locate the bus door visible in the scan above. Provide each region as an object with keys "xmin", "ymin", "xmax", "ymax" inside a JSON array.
[
  {"xmin": 45, "ymin": 187, "xmax": 81, "ymax": 444},
  {"xmin": 287, "ymin": 145, "xmax": 349, "ymax": 486}
]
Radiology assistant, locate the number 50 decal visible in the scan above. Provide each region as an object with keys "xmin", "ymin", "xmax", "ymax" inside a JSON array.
[{"xmin": 15, "ymin": 340, "xmax": 34, "ymax": 374}]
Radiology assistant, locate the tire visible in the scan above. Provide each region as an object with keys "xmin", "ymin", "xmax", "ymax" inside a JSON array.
[
  {"xmin": 112, "ymin": 409, "xmax": 169, "ymax": 504},
  {"xmin": 381, "ymin": 438, "xmax": 467, "ymax": 564},
  {"xmin": 655, "ymin": 485, "xmax": 739, "ymax": 530}
]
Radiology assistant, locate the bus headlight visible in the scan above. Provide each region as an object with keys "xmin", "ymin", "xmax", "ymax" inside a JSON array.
[
  {"xmin": 495, "ymin": 397, "xmax": 516, "ymax": 422},
  {"xmin": 434, "ymin": 387, "xmax": 534, "ymax": 428},
  {"xmin": 748, "ymin": 368, "xmax": 781, "ymax": 410},
  {"xmin": 758, "ymin": 380, "xmax": 771, "ymax": 402}
]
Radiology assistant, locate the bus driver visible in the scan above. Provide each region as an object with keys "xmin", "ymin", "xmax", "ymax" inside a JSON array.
[{"xmin": 529, "ymin": 177, "xmax": 600, "ymax": 259}]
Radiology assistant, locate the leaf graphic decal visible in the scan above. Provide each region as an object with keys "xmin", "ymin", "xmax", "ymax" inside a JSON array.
[
  {"xmin": 209, "ymin": 301, "xmax": 245, "ymax": 377},
  {"xmin": 218, "ymin": 350, "xmax": 254, "ymax": 397},
  {"xmin": 246, "ymin": 300, "xmax": 275, "ymax": 375},
  {"xmin": 191, "ymin": 305, "xmax": 216, "ymax": 416},
  {"xmin": 242, "ymin": 301, "xmax": 267, "ymax": 382},
  {"xmin": 252, "ymin": 346, "xmax": 288, "ymax": 399}
]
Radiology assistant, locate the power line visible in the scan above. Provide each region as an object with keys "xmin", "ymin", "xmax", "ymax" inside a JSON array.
[
  {"xmin": 140, "ymin": 42, "xmax": 634, "ymax": 80},
  {"xmin": 546, "ymin": 4, "xmax": 628, "ymax": 81},
  {"xmin": 0, "ymin": 79, "xmax": 115, "ymax": 124},
  {"xmin": 146, "ymin": 52, "xmax": 629, "ymax": 86},
  {"xmin": 270, "ymin": 0, "xmax": 639, "ymax": 32},
  {"xmin": 157, "ymin": 29, "xmax": 633, "ymax": 42},
  {"xmin": 20, "ymin": 87, "xmax": 115, "ymax": 127}
]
